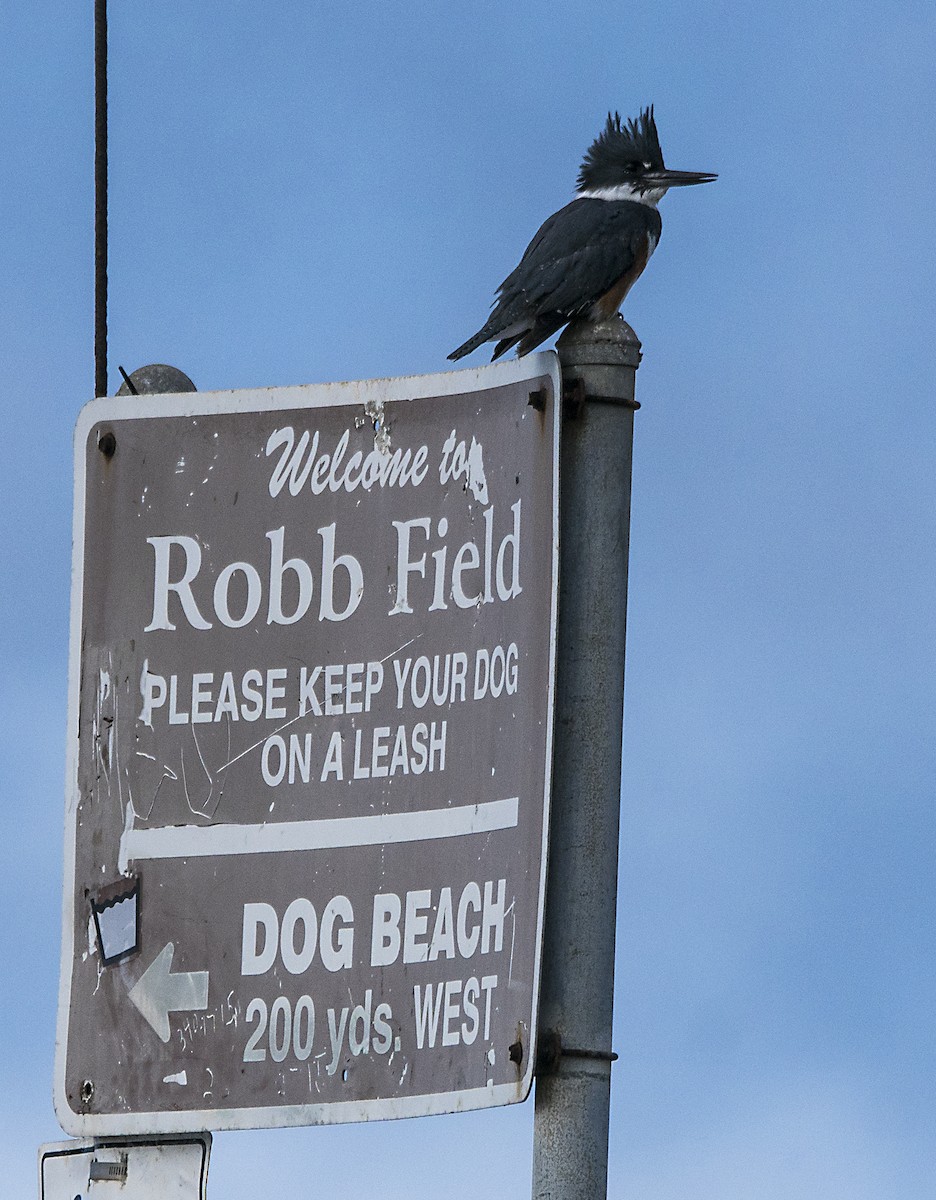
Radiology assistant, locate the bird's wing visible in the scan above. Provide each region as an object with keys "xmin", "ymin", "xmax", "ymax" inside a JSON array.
[{"xmin": 492, "ymin": 198, "xmax": 660, "ymax": 325}]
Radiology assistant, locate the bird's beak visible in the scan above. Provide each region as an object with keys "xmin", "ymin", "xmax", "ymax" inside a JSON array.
[{"xmin": 647, "ymin": 168, "xmax": 718, "ymax": 188}]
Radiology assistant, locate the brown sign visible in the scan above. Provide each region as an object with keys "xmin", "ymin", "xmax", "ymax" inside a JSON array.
[{"xmin": 56, "ymin": 358, "xmax": 559, "ymax": 1134}]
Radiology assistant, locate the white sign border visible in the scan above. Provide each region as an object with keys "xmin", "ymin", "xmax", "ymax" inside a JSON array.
[{"xmin": 55, "ymin": 354, "xmax": 561, "ymax": 1135}]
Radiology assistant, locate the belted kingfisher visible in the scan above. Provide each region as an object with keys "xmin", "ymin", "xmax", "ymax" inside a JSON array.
[{"xmin": 448, "ymin": 107, "xmax": 716, "ymax": 361}]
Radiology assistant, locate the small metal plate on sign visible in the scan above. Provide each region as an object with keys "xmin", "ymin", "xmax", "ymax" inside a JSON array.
[
  {"xmin": 56, "ymin": 356, "xmax": 560, "ymax": 1134},
  {"xmin": 39, "ymin": 1135, "xmax": 210, "ymax": 1199}
]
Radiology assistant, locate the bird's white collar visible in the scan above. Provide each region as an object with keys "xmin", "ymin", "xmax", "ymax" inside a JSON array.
[{"xmin": 577, "ymin": 183, "xmax": 665, "ymax": 208}]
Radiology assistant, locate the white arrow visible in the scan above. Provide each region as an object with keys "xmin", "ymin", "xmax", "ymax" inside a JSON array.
[{"xmin": 128, "ymin": 942, "xmax": 209, "ymax": 1043}]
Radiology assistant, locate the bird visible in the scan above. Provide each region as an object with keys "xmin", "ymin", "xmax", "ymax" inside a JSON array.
[{"xmin": 448, "ymin": 107, "xmax": 716, "ymax": 361}]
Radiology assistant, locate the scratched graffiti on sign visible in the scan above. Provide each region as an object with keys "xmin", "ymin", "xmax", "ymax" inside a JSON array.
[{"xmin": 56, "ymin": 359, "xmax": 559, "ymax": 1135}]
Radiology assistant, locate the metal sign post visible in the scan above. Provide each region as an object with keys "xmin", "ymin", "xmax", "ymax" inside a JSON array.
[
  {"xmin": 56, "ymin": 357, "xmax": 559, "ymax": 1135},
  {"xmin": 533, "ymin": 315, "xmax": 641, "ymax": 1200}
]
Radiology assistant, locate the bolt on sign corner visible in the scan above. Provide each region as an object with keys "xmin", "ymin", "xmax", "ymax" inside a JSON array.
[{"xmin": 56, "ymin": 355, "xmax": 560, "ymax": 1135}]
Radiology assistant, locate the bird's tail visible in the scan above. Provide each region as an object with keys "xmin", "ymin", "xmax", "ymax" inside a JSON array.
[{"xmin": 447, "ymin": 327, "xmax": 490, "ymax": 361}]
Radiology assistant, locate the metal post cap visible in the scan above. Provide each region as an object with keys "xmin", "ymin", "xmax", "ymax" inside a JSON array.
[
  {"xmin": 116, "ymin": 364, "xmax": 197, "ymax": 396},
  {"xmin": 556, "ymin": 314, "xmax": 642, "ymax": 369}
]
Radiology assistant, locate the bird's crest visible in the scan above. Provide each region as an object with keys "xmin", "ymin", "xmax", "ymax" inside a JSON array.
[{"xmin": 576, "ymin": 107, "xmax": 664, "ymax": 191}]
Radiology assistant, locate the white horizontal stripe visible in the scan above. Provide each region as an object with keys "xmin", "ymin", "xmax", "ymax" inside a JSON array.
[{"xmin": 121, "ymin": 797, "xmax": 519, "ymax": 862}]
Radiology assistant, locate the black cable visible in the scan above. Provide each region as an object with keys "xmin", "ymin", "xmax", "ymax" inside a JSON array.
[{"xmin": 94, "ymin": 0, "xmax": 107, "ymax": 397}]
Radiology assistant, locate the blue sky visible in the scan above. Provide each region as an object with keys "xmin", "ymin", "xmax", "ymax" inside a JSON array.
[{"xmin": 3, "ymin": 1, "xmax": 936, "ymax": 1195}]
